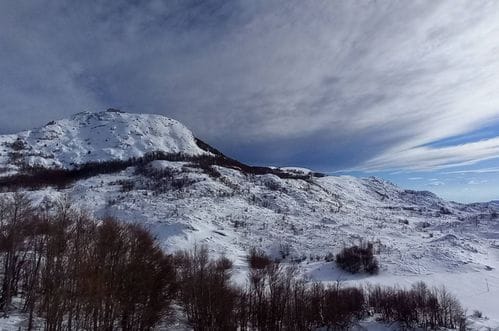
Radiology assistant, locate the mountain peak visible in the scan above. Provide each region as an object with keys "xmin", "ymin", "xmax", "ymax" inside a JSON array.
[{"xmin": 0, "ymin": 110, "xmax": 207, "ymax": 173}]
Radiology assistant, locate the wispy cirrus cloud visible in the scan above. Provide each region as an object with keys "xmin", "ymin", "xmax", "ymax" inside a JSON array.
[
  {"xmin": 428, "ymin": 180, "xmax": 445, "ymax": 186},
  {"xmin": 467, "ymin": 179, "xmax": 488, "ymax": 185},
  {"xmin": 360, "ymin": 137, "xmax": 499, "ymax": 171},
  {"xmin": 443, "ymin": 167, "xmax": 499, "ymax": 174}
]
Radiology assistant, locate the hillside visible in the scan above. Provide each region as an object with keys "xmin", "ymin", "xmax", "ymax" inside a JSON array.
[
  {"xmin": 1, "ymin": 110, "xmax": 499, "ymax": 329},
  {"xmin": 0, "ymin": 109, "xmax": 208, "ymax": 175}
]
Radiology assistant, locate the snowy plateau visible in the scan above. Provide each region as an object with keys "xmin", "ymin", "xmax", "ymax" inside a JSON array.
[{"xmin": 1, "ymin": 110, "xmax": 499, "ymax": 330}]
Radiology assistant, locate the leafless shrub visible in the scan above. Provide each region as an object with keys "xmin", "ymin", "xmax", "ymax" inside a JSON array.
[
  {"xmin": 336, "ymin": 241, "xmax": 379, "ymax": 274},
  {"xmin": 247, "ymin": 247, "xmax": 273, "ymax": 270},
  {"xmin": 175, "ymin": 246, "xmax": 239, "ymax": 330}
]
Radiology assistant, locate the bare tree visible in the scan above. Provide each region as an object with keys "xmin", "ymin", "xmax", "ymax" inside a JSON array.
[{"xmin": 0, "ymin": 193, "xmax": 34, "ymax": 314}]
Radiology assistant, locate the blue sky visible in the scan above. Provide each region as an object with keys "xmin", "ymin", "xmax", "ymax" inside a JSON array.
[{"xmin": 1, "ymin": 0, "xmax": 499, "ymax": 203}]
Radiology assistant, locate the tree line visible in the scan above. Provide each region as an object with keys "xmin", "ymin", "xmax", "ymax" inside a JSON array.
[
  {"xmin": 2, "ymin": 138, "xmax": 324, "ymax": 191},
  {"xmin": 1, "ymin": 194, "xmax": 466, "ymax": 330}
]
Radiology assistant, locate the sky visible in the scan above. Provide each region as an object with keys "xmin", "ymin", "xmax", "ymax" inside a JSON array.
[{"xmin": 1, "ymin": 0, "xmax": 499, "ymax": 203}]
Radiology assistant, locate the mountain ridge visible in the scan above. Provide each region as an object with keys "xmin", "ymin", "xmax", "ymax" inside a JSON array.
[{"xmin": 1, "ymin": 110, "xmax": 499, "ymax": 325}]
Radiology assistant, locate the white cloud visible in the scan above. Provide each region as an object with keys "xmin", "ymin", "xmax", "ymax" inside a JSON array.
[
  {"xmin": 467, "ymin": 179, "xmax": 488, "ymax": 185},
  {"xmin": 443, "ymin": 167, "xmax": 499, "ymax": 174},
  {"xmin": 428, "ymin": 180, "xmax": 445, "ymax": 186},
  {"xmin": 360, "ymin": 137, "xmax": 499, "ymax": 171}
]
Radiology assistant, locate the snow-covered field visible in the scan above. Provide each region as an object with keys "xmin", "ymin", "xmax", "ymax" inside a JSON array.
[{"xmin": 1, "ymin": 111, "xmax": 498, "ymax": 330}]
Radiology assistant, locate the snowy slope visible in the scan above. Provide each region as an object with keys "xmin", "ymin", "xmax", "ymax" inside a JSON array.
[
  {"xmin": 19, "ymin": 164, "xmax": 498, "ymax": 328},
  {"xmin": 1, "ymin": 111, "xmax": 499, "ymax": 329},
  {"xmin": 0, "ymin": 110, "xmax": 207, "ymax": 174}
]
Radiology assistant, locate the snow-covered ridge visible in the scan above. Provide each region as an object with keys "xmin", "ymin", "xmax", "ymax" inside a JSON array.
[
  {"xmin": 0, "ymin": 110, "xmax": 207, "ymax": 174},
  {"xmin": 1, "ymin": 110, "xmax": 499, "ymax": 327}
]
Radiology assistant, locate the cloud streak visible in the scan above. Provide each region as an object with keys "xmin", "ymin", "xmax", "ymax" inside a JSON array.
[
  {"xmin": 444, "ymin": 167, "xmax": 499, "ymax": 174},
  {"xmin": 361, "ymin": 137, "xmax": 499, "ymax": 171}
]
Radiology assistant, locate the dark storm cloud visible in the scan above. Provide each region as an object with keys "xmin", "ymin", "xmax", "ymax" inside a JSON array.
[{"xmin": 1, "ymin": 0, "xmax": 499, "ymax": 171}]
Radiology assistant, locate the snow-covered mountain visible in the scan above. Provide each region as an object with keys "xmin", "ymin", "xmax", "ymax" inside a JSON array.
[
  {"xmin": 0, "ymin": 109, "xmax": 207, "ymax": 175},
  {"xmin": 1, "ymin": 110, "xmax": 499, "ymax": 327}
]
